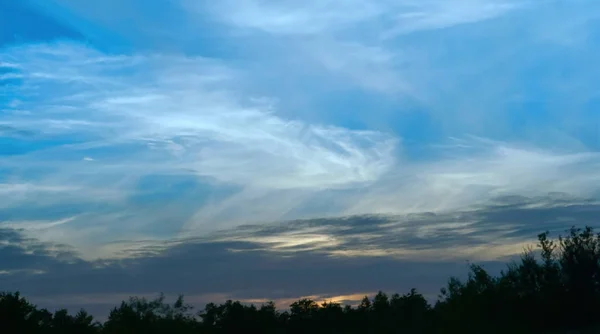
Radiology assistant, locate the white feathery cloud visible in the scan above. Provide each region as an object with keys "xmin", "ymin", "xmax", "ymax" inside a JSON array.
[
  {"xmin": 2, "ymin": 40, "xmax": 600, "ymax": 255},
  {"xmin": 344, "ymin": 140, "xmax": 600, "ymax": 216},
  {"xmin": 184, "ymin": 0, "xmax": 524, "ymax": 100},
  {"xmin": 200, "ymin": 0, "xmax": 521, "ymax": 36},
  {"xmin": 381, "ymin": 0, "xmax": 522, "ymax": 37},
  {"xmin": 179, "ymin": 137, "xmax": 600, "ymax": 234},
  {"xmin": 0, "ymin": 41, "xmax": 399, "ymax": 246},
  {"xmin": 0, "ymin": 217, "xmax": 77, "ymax": 231},
  {"xmin": 2, "ymin": 0, "xmax": 600, "ymax": 260},
  {"xmin": 1, "ymin": 42, "xmax": 396, "ymax": 192}
]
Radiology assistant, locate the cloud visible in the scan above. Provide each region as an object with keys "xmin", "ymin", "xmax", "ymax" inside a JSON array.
[
  {"xmin": 343, "ymin": 138, "xmax": 600, "ymax": 216},
  {"xmin": 2, "ymin": 194, "xmax": 600, "ymax": 317},
  {"xmin": 214, "ymin": 194, "xmax": 600, "ymax": 261},
  {"xmin": 381, "ymin": 0, "xmax": 522, "ymax": 37},
  {"xmin": 180, "ymin": 136, "xmax": 600, "ymax": 237},
  {"xmin": 1, "ymin": 38, "xmax": 600, "ymax": 255},
  {"xmin": 0, "ymin": 216, "xmax": 76, "ymax": 231},
  {"xmin": 201, "ymin": 0, "xmax": 521, "ymax": 36},
  {"xmin": 0, "ymin": 41, "xmax": 400, "ymax": 252},
  {"xmin": 200, "ymin": 0, "xmax": 381, "ymax": 36},
  {"xmin": 1, "ymin": 42, "xmax": 395, "ymax": 190},
  {"xmin": 2, "ymin": 0, "xmax": 600, "ymax": 317},
  {"xmin": 186, "ymin": 0, "xmax": 522, "ymax": 97}
]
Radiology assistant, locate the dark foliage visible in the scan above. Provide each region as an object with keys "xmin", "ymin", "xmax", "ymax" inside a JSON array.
[{"xmin": 3, "ymin": 226, "xmax": 600, "ymax": 333}]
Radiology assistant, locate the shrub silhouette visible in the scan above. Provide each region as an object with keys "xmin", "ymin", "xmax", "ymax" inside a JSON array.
[{"xmin": 2, "ymin": 225, "xmax": 600, "ymax": 333}]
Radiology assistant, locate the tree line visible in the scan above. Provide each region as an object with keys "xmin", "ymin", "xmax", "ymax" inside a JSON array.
[{"xmin": 3, "ymin": 226, "xmax": 600, "ymax": 333}]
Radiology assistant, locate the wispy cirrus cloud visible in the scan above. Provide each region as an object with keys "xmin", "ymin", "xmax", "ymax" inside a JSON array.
[
  {"xmin": 200, "ymin": 0, "xmax": 521, "ymax": 36},
  {"xmin": 2, "ymin": 0, "xmax": 600, "ymax": 316},
  {"xmin": 2, "ymin": 39, "xmax": 600, "ymax": 260},
  {"xmin": 0, "ymin": 41, "xmax": 398, "ymax": 253},
  {"xmin": 2, "ymin": 39, "xmax": 599, "ymax": 258},
  {"xmin": 1, "ymin": 42, "xmax": 395, "ymax": 190}
]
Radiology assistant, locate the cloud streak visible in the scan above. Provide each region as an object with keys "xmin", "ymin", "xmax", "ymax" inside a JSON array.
[
  {"xmin": 201, "ymin": 0, "xmax": 521, "ymax": 36},
  {"xmin": 2, "ymin": 39, "xmax": 600, "ymax": 256},
  {"xmin": 0, "ymin": 41, "xmax": 399, "ymax": 252},
  {"xmin": 1, "ymin": 42, "xmax": 395, "ymax": 190}
]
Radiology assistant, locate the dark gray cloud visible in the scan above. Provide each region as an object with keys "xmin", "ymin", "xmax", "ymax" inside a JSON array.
[
  {"xmin": 1, "ymin": 195, "xmax": 599, "ymax": 316},
  {"xmin": 211, "ymin": 193, "xmax": 600, "ymax": 258}
]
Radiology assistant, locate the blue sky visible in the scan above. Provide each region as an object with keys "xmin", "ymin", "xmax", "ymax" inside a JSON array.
[{"xmin": 1, "ymin": 0, "xmax": 600, "ymax": 315}]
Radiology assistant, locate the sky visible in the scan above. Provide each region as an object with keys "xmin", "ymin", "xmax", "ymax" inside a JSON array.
[{"xmin": 1, "ymin": 0, "xmax": 600, "ymax": 316}]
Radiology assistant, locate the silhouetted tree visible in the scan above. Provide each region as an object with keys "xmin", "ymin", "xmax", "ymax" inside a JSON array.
[
  {"xmin": 0, "ymin": 292, "xmax": 100, "ymax": 334},
  {"xmin": 0, "ymin": 292, "xmax": 44, "ymax": 333},
  {"xmin": 103, "ymin": 294, "xmax": 197, "ymax": 334}
]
